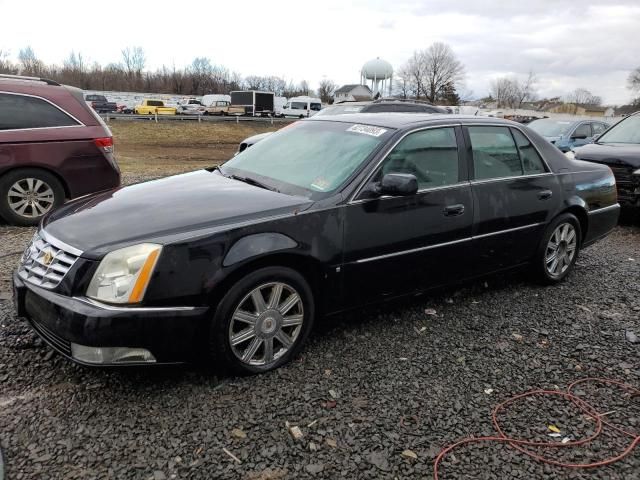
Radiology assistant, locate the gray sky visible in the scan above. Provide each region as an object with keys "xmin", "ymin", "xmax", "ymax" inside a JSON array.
[{"xmin": 1, "ymin": 0, "xmax": 638, "ymax": 104}]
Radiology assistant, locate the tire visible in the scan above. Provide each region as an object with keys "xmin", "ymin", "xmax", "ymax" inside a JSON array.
[
  {"xmin": 534, "ymin": 213, "xmax": 581, "ymax": 284},
  {"xmin": 209, "ymin": 266, "xmax": 315, "ymax": 375},
  {"xmin": 0, "ymin": 169, "xmax": 65, "ymax": 226}
]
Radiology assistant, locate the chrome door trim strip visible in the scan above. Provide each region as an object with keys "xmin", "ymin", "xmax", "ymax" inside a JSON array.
[
  {"xmin": 587, "ymin": 203, "xmax": 620, "ymax": 215},
  {"xmin": 349, "ymin": 181, "xmax": 471, "ymax": 205},
  {"xmin": 354, "ymin": 237, "xmax": 472, "ymax": 264},
  {"xmin": 472, "ymin": 222, "xmax": 545, "ymax": 240},
  {"xmin": 470, "ymin": 172, "xmax": 554, "ymax": 185},
  {"xmin": 353, "ymin": 222, "xmax": 546, "ymax": 264}
]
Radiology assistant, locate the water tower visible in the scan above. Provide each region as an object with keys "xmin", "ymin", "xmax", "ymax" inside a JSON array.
[{"xmin": 361, "ymin": 57, "xmax": 393, "ymax": 98}]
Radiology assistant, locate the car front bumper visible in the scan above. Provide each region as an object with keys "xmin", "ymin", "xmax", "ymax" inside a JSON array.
[{"xmin": 13, "ymin": 273, "xmax": 209, "ymax": 366}]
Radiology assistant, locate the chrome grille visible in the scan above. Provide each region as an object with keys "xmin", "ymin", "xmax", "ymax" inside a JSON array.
[{"xmin": 18, "ymin": 233, "xmax": 79, "ymax": 289}]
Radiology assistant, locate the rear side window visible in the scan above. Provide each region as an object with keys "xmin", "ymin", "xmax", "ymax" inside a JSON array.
[
  {"xmin": 592, "ymin": 122, "xmax": 607, "ymax": 134},
  {"xmin": 511, "ymin": 129, "xmax": 546, "ymax": 175},
  {"xmin": 573, "ymin": 123, "xmax": 592, "ymax": 138},
  {"xmin": 468, "ymin": 126, "xmax": 521, "ymax": 180},
  {"xmin": 0, "ymin": 93, "xmax": 79, "ymax": 130}
]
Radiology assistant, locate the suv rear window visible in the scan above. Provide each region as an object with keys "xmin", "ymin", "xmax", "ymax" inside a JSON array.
[{"xmin": 0, "ymin": 93, "xmax": 80, "ymax": 130}]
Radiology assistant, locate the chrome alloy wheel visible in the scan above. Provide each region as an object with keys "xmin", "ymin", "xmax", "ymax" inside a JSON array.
[
  {"xmin": 228, "ymin": 282, "xmax": 304, "ymax": 367},
  {"xmin": 545, "ymin": 222, "xmax": 577, "ymax": 277},
  {"xmin": 8, "ymin": 178, "xmax": 55, "ymax": 218}
]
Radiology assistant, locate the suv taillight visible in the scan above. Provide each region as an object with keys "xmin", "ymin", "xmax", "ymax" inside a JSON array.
[{"xmin": 94, "ymin": 137, "xmax": 114, "ymax": 153}]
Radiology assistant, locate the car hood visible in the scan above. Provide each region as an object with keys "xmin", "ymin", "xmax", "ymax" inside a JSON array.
[
  {"xmin": 43, "ymin": 170, "xmax": 312, "ymax": 257},
  {"xmin": 574, "ymin": 143, "xmax": 640, "ymax": 168}
]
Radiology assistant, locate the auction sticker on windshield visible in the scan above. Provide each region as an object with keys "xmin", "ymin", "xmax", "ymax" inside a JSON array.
[{"xmin": 347, "ymin": 124, "xmax": 388, "ymax": 137}]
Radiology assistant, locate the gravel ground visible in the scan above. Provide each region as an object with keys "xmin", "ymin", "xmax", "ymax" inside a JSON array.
[{"xmin": 0, "ymin": 173, "xmax": 638, "ymax": 479}]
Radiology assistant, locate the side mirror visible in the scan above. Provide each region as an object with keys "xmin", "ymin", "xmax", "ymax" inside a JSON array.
[{"xmin": 376, "ymin": 173, "xmax": 419, "ymax": 196}]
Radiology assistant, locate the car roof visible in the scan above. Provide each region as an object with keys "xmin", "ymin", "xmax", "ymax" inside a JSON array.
[{"xmin": 308, "ymin": 113, "xmax": 518, "ymax": 129}]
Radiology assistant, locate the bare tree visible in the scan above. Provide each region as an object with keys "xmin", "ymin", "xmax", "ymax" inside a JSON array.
[
  {"xmin": 18, "ymin": 46, "xmax": 44, "ymax": 76},
  {"xmin": 422, "ymin": 42, "xmax": 465, "ymax": 103},
  {"xmin": 398, "ymin": 51, "xmax": 426, "ymax": 99},
  {"xmin": 0, "ymin": 49, "xmax": 18, "ymax": 74},
  {"xmin": 317, "ymin": 79, "xmax": 336, "ymax": 103},
  {"xmin": 628, "ymin": 67, "xmax": 640, "ymax": 94},
  {"xmin": 566, "ymin": 88, "xmax": 602, "ymax": 106},
  {"xmin": 121, "ymin": 46, "xmax": 145, "ymax": 89},
  {"xmin": 490, "ymin": 72, "xmax": 538, "ymax": 108}
]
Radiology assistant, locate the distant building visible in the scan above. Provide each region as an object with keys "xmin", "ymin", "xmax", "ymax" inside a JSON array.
[
  {"xmin": 544, "ymin": 103, "xmax": 611, "ymax": 117},
  {"xmin": 334, "ymin": 84, "xmax": 372, "ymax": 103}
]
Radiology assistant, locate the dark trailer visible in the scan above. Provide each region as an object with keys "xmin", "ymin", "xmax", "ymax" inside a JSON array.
[{"xmin": 230, "ymin": 90, "xmax": 275, "ymax": 116}]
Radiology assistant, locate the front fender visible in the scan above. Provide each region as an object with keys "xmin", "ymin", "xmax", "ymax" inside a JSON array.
[{"xmin": 223, "ymin": 233, "xmax": 298, "ymax": 267}]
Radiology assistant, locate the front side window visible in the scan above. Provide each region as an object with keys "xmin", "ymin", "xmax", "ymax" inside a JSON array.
[
  {"xmin": 310, "ymin": 103, "xmax": 322, "ymax": 111},
  {"xmin": 468, "ymin": 126, "xmax": 521, "ymax": 180},
  {"xmin": 379, "ymin": 127, "xmax": 459, "ymax": 189},
  {"xmin": 0, "ymin": 93, "xmax": 79, "ymax": 130},
  {"xmin": 573, "ymin": 123, "xmax": 592, "ymax": 138},
  {"xmin": 147, "ymin": 100, "xmax": 163, "ymax": 107},
  {"xmin": 221, "ymin": 121, "xmax": 391, "ymax": 198}
]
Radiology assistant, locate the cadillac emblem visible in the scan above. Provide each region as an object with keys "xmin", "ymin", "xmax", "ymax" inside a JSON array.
[{"xmin": 42, "ymin": 251, "xmax": 54, "ymax": 266}]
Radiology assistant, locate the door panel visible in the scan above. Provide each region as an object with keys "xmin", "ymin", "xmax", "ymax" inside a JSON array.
[
  {"xmin": 465, "ymin": 125, "xmax": 562, "ymax": 273},
  {"xmin": 341, "ymin": 125, "xmax": 473, "ymax": 308},
  {"xmin": 342, "ymin": 185, "xmax": 474, "ymax": 307}
]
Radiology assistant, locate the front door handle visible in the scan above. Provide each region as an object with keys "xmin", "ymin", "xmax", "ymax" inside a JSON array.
[
  {"xmin": 538, "ymin": 190, "xmax": 553, "ymax": 200},
  {"xmin": 443, "ymin": 204, "xmax": 465, "ymax": 216}
]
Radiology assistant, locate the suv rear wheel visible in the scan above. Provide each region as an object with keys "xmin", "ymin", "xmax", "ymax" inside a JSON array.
[{"xmin": 0, "ymin": 169, "xmax": 65, "ymax": 226}]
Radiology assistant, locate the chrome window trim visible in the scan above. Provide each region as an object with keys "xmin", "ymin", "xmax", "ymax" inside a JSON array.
[
  {"xmin": 0, "ymin": 90, "xmax": 85, "ymax": 132},
  {"xmin": 353, "ymin": 222, "xmax": 545, "ymax": 264},
  {"xmin": 349, "ymin": 123, "xmax": 462, "ymax": 203},
  {"xmin": 39, "ymin": 229, "xmax": 84, "ymax": 257},
  {"xmin": 74, "ymin": 296, "xmax": 197, "ymax": 312},
  {"xmin": 470, "ymin": 172, "xmax": 554, "ymax": 185},
  {"xmin": 349, "ymin": 181, "xmax": 471, "ymax": 205},
  {"xmin": 587, "ymin": 203, "xmax": 620, "ymax": 215}
]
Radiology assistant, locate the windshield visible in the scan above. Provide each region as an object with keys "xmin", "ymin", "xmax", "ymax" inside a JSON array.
[
  {"xmin": 314, "ymin": 104, "xmax": 366, "ymax": 117},
  {"xmin": 221, "ymin": 121, "xmax": 391, "ymax": 198},
  {"xmin": 528, "ymin": 119, "xmax": 573, "ymax": 137},
  {"xmin": 597, "ymin": 115, "xmax": 640, "ymax": 144}
]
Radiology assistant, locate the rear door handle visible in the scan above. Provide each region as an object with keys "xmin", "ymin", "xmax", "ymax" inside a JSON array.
[
  {"xmin": 443, "ymin": 204, "xmax": 465, "ymax": 216},
  {"xmin": 538, "ymin": 190, "xmax": 553, "ymax": 200}
]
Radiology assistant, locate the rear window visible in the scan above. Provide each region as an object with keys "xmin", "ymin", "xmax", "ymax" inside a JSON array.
[{"xmin": 0, "ymin": 93, "xmax": 80, "ymax": 130}]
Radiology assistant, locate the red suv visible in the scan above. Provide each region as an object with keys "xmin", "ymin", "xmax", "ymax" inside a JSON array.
[{"xmin": 0, "ymin": 74, "xmax": 121, "ymax": 226}]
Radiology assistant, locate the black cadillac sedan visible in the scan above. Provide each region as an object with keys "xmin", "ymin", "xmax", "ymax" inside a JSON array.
[{"xmin": 13, "ymin": 114, "xmax": 620, "ymax": 374}]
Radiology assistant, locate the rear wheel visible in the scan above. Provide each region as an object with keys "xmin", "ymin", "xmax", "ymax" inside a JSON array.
[
  {"xmin": 0, "ymin": 169, "xmax": 65, "ymax": 226},
  {"xmin": 534, "ymin": 213, "xmax": 581, "ymax": 284},
  {"xmin": 209, "ymin": 266, "xmax": 314, "ymax": 374}
]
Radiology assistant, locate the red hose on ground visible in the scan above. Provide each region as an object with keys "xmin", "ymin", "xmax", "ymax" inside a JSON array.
[{"xmin": 433, "ymin": 378, "xmax": 640, "ymax": 479}]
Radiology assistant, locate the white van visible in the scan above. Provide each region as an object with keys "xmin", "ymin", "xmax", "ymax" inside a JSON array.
[{"xmin": 281, "ymin": 96, "xmax": 322, "ymax": 118}]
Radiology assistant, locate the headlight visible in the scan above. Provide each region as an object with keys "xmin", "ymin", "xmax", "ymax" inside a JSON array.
[
  {"xmin": 564, "ymin": 150, "xmax": 575, "ymax": 160},
  {"xmin": 86, "ymin": 243, "xmax": 162, "ymax": 304}
]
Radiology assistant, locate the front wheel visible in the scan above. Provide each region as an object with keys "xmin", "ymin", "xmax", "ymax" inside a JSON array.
[
  {"xmin": 209, "ymin": 266, "xmax": 315, "ymax": 374},
  {"xmin": 534, "ymin": 213, "xmax": 581, "ymax": 284}
]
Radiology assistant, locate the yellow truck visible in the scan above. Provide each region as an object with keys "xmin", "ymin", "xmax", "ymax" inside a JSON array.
[{"xmin": 134, "ymin": 99, "xmax": 177, "ymax": 115}]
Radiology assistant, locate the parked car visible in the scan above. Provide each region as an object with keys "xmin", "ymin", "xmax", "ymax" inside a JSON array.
[
  {"xmin": 572, "ymin": 111, "xmax": 640, "ymax": 210},
  {"xmin": 116, "ymin": 104, "xmax": 135, "ymax": 114},
  {"xmin": 14, "ymin": 114, "xmax": 619, "ymax": 373},
  {"xmin": 84, "ymin": 94, "xmax": 117, "ymax": 113},
  {"xmin": 176, "ymin": 98, "xmax": 205, "ymax": 115},
  {"xmin": 238, "ymin": 99, "xmax": 448, "ymax": 151},
  {"xmin": 0, "ymin": 74, "xmax": 120, "ymax": 226},
  {"xmin": 204, "ymin": 100, "xmax": 245, "ymax": 116},
  {"xmin": 281, "ymin": 96, "xmax": 323, "ymax": 118},
  {"xmin": 527, "ymin": 119, "xmax": 609, "ymax": 152},
  {"xmin": 134, "ymin": 99, "xmax": 176, "ymax": 115}
]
